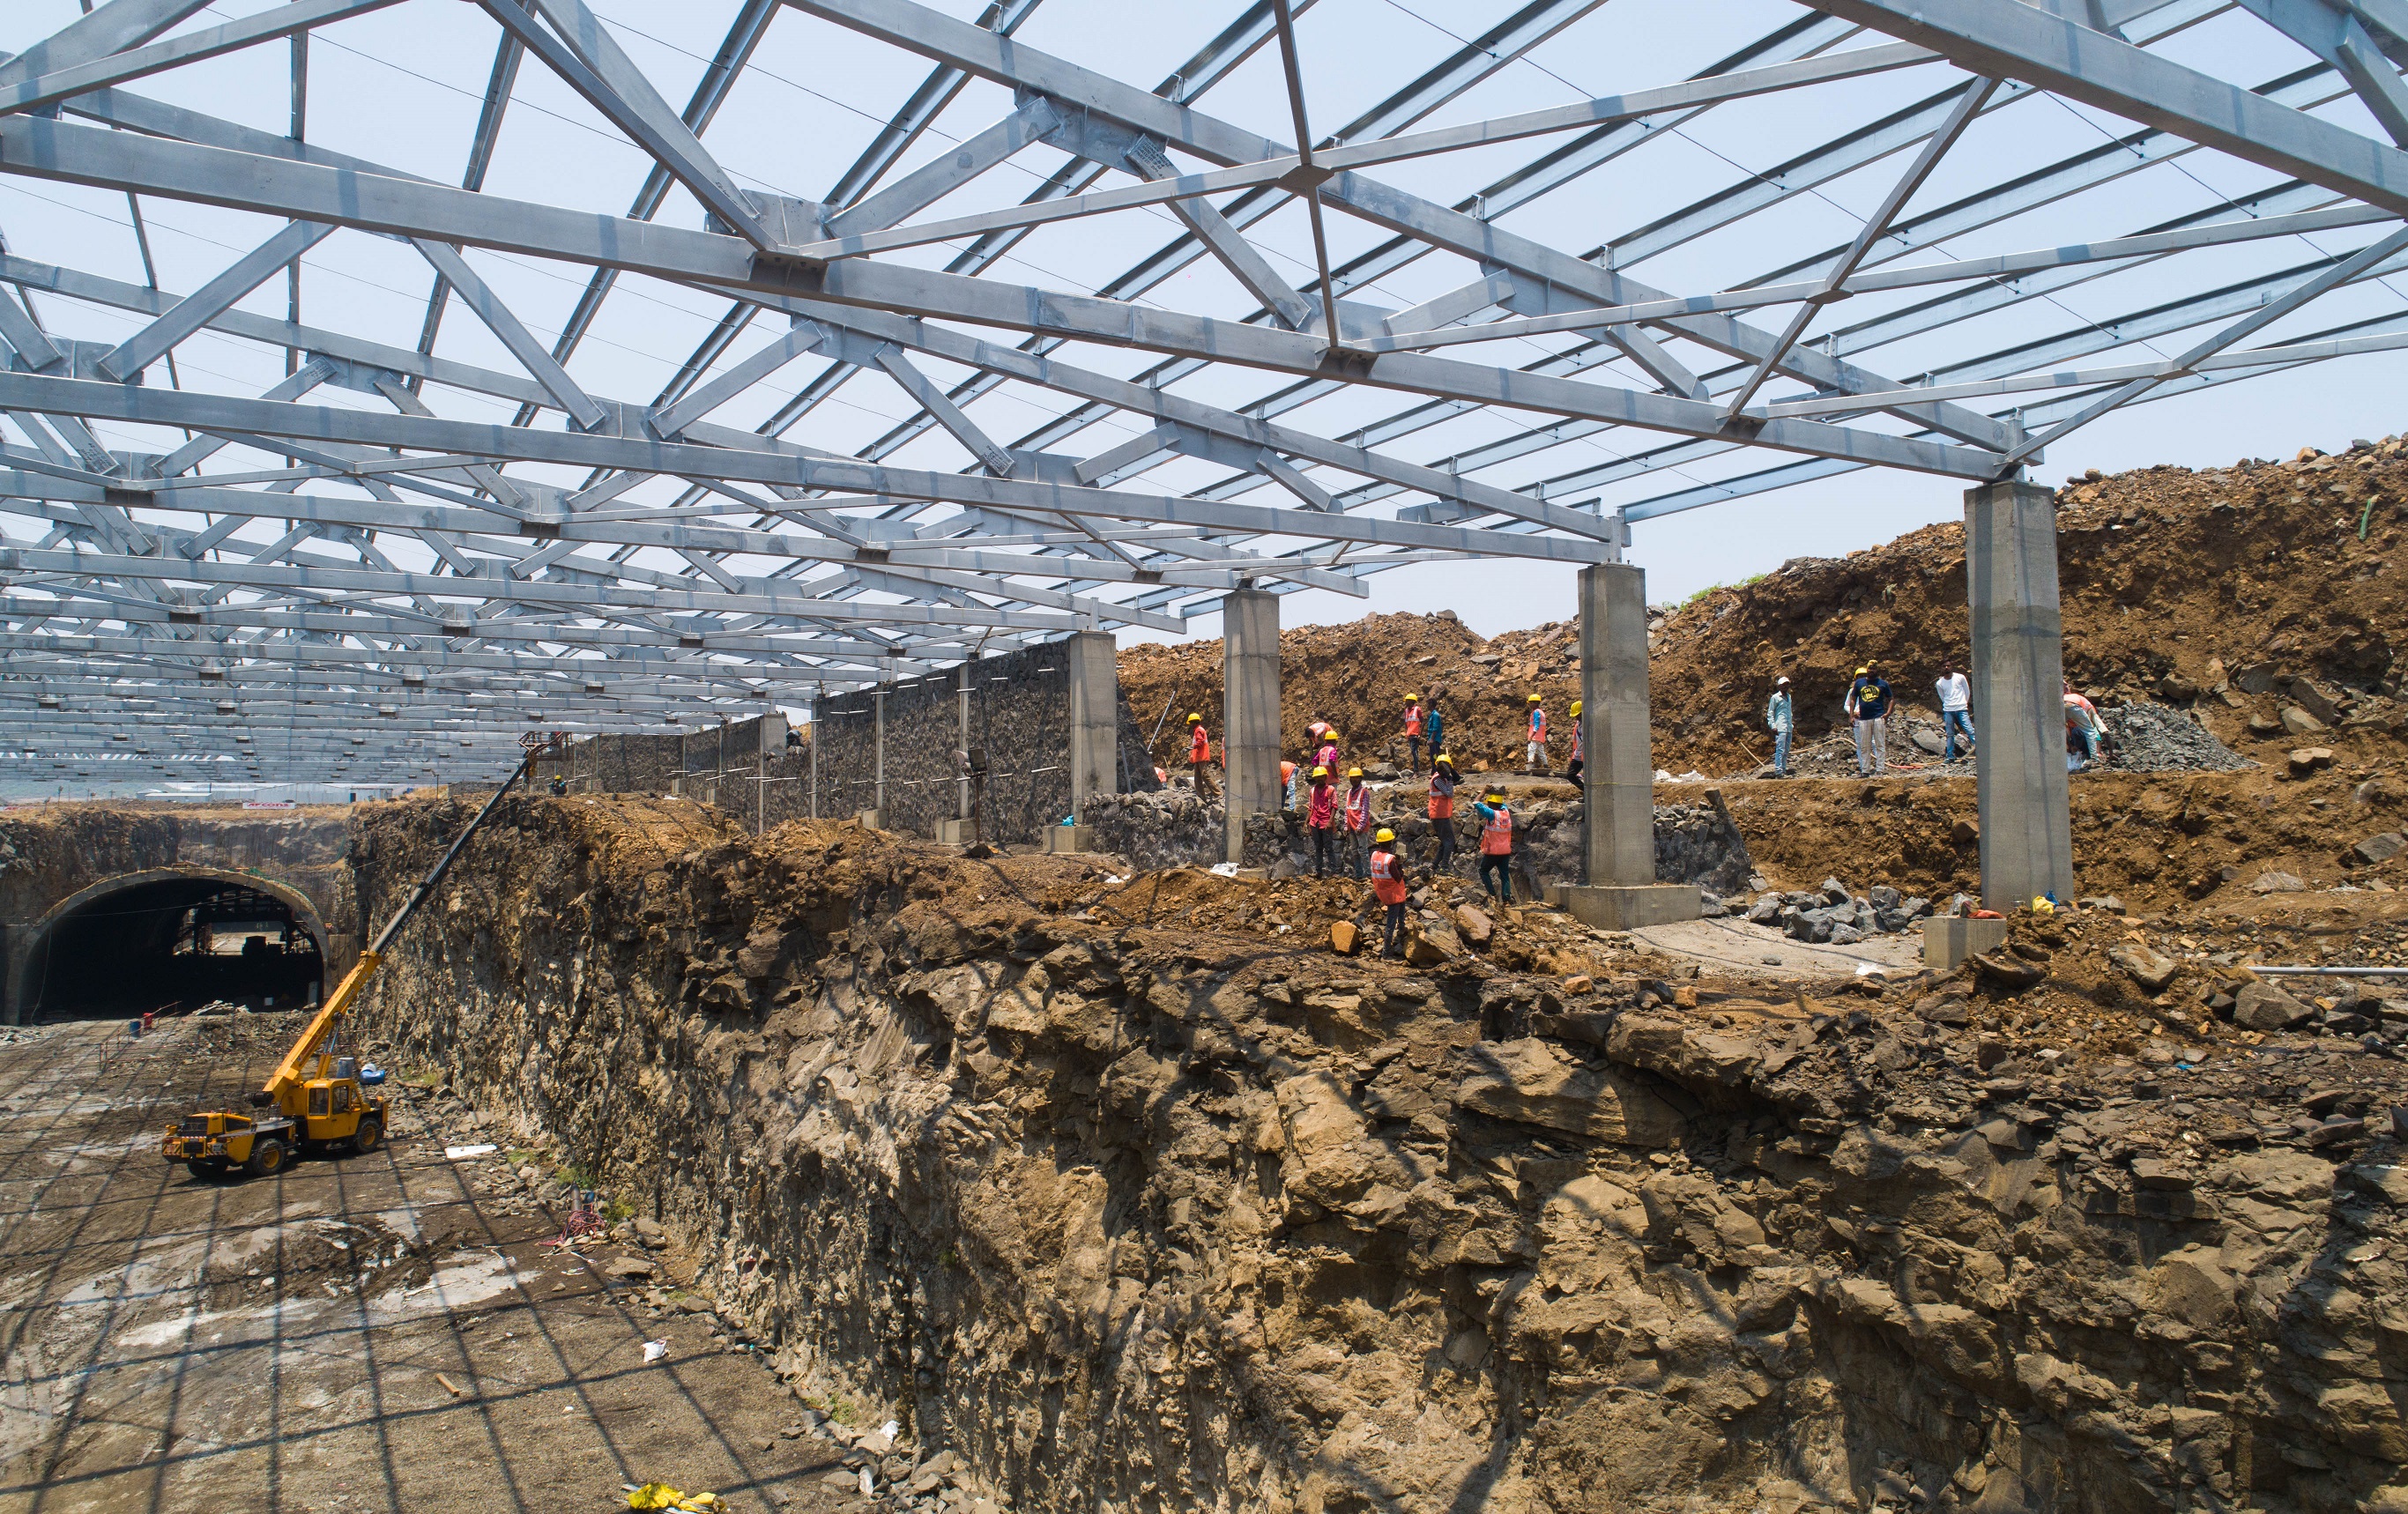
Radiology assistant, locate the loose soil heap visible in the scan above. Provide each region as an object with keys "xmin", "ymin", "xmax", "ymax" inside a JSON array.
[
  {"xmin": 1121, "ymin": 439, "xmax": 2406, "ymax": 786},
  {"xmin": 356, "ymin": 793, "xmax": 2408, "ymax": 1514}
]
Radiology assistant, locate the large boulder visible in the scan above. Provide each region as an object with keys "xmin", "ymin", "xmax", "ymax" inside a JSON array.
[
  {"xmin": 2233, "ymin": 980, "xmax": 2312, "ymax": 1031},
  {"xmin": 1452, "ymin": 1038, "xmax": 1684, "ymax": 1147}
]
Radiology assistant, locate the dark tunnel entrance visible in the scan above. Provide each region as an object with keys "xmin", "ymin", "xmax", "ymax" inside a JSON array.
[{"xmin": 31, "ymin": 879, "xmax": 325, "ymax": 1023}]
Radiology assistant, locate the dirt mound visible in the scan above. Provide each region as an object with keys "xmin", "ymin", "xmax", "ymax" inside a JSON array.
[
  {"xmin": 1119, "ymin": 610, "xmax": 1583, "ymax": 776},
  {"xmin": 1646, "ymin": 442, "xmax": 2407, "ymax": 774},
  {"xmin": 2106, "ymin": 701, "xmax": 2253, "ymax": 773}
]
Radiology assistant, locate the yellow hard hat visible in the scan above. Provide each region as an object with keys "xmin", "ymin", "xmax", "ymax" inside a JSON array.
[
  {"xmin": 1347, "ymin": 767, "xmax": 1364, "ymax": 778},
  {"xmin": 1527, "ymin": 693, "xmax": 1542, "ymax": 702},
  {"xmin": 1570, "ymin": 700, "xmax": 1582, "ymax": 716},
  {"xmin": 1404, "ymin": 693, "xmax": 1419, "ymax": 701},
  {"xmin": 1325, "ymin": 732, "xmax": 1340, "ymax": 743},
  {"xmin": 1186, "ymin": 712, "xmax": 1202, "ymax": 723},
  {"xmin": 1855, "ymin": 666, "xmax": 1869, "ymax": 675},
  {"xmin": 1483, "ymin": 788, "xmax": 1505, "ymax": 801},
  {"xmin": 1311, "ymin": 766, "xmax": 1328, "ymax": 779},
  {"xmin": 1374, "ymin": 828, "xmax": 1395, "ymax": 843},
  {"xmin": 1435, "ymin": 753, "xmax": 1453, "ymax": 767}
]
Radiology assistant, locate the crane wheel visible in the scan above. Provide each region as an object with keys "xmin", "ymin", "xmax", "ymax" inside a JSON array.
[
  {"xmin": 352, "ymin": 1117, "xmax": 383, "ymax": 1154},
  {"xmin": 245, "ymin": 1138, "xmax": 288, "ymax": 1177}
]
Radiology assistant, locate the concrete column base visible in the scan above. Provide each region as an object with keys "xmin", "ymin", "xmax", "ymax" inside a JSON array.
[
  {"xmin": 855, "ymin": 809, "xmax": 881, "ymax": 831},
  {"xmin": 1042, "ymin": 825, "xmax": 1095, "ymax": 854},
  {"xmin": 1923, "ymin": 917, "xmax": 2009, "ymax": 972},
  {"xmin": 936, "ymin": 820, "xmax": 974, "ymax": 845},
  {"xmin": 1550, "ymin": 883, "xmax": 1698, "ymax": 931}
]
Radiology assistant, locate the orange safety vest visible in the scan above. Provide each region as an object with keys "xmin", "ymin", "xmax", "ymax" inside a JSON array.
[
  {"xmin": 1404, "ymin": 706, "xmax": 1423, "ymax": 736},
  {"xmin": 1189, "ymin": 725, "xmax": 1211, "ymax": 762},
  {"xmin": 1371, "ymin": 848, "xmax": 1407, "ymax": 904},
  {"xmin": 1428, "ymin": 776, "xmax": 1453, "ymax": 820},
  {"xmin": 1481, "ymin": 804, "xmax": 1513, "ymax": 856}
]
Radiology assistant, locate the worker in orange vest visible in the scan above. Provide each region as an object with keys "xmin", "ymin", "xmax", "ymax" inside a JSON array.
[
  {"xmin": 1426, "ymin": 753, "xmax": 1458, "ymax": 869},
  {"xmin": 1472, "ymin": 786, "xmax": 1515, "ymax": 902},
  {"xmin": 1185, "ymin": 712, "xmax": 1217, "ymax": 796},
  {"xmin": 1524, "ymin": 694, "xmax": 1549, "ymax": 775},
  {"xmin": 1279, "ymin": 756, "xmax": 1297, "ymax": 812},
  {"xmin": 1370, "ymin": 828, "xmax": 1408, "ymax": 957},
  {"xmin": 1342, "ymin": 767, "xmax": 1373, "ymax": 879},
  {"xmin": 1402, "ymin": 694, "xmax": 1425, "ymax": 774}
]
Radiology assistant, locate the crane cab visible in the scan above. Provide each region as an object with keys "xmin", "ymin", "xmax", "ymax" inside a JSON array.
[{"xmin": 289, "ymin": 1053, "xmax": 389, "ymax": 1154}]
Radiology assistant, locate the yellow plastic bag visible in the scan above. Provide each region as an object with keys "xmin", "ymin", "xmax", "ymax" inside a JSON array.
[
  {"xmin": 628, "ymin": 1485, "xmax": 722, "ymax": 1511},
  {"xmin": 2028, "ymin": 895, "xmax": 2055, "ymax": 917}
]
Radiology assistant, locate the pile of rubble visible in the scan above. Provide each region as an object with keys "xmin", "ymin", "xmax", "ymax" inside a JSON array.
[
  {"xmin": 1742, "ymin": 877, "xmax": 1933, "ymax": 942},
  {"xmin": 1078, "ymin": 788, "xmax": 1223, "ymax": 871},
  {"xmin": 2105, "ymin": 701, "xmax": 2254, "ymax": 772}
]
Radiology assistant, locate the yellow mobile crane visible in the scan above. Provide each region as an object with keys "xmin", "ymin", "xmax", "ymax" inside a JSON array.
[{"xmin": 164, "ymin": 742, "xmax": 546, "ymax": 1179}]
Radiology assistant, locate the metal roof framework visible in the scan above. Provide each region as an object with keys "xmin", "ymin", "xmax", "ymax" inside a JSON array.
[{"xmin": 0, "ymin": 0, "xmax": 2404, "ymax": 786}]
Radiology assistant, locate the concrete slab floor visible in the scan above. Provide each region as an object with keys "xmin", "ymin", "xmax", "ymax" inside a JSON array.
[
  {"xmin": 0, "ymin": 1022, "xmax": 850, "ymax": 1514},
  {"xmin": 1627, "ymin": 916, "xmax": 1928, "ymax": 982}
]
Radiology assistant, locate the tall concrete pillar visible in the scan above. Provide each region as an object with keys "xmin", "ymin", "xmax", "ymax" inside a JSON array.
[
  {"xmin": 1556, "ymin": 562, "xmax": 1694, "ymax": 929},
  {"xmin": 1966, "ymin": 479, "xmax": 2076, "ymax": 908},
  {"xmin": 1221, "ymin": 589, "xmax": 1281, "ymax": 865},
  {"xmin": 1065, "ymin": 631, "xmax": 1119, "ymax": 815}
]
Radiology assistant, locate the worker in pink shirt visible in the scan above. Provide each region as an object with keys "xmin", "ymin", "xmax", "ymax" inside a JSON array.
[
  {"xmin": 1305, "ymin": 766, "xmax": 1338, "ymax": 878},
  {"xmin": 1402, "ymin": 694, "xmax": 1425, "ymax": 774}
]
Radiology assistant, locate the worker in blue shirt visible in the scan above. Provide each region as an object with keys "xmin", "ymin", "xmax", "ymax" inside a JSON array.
[
  {"xmin": 1423, "ymin": 700, "xmax": 1445, "ymax": 758},
  {"xmin": 1844, "ymin": 664, "xmax": 1893, "ymax": 776}
]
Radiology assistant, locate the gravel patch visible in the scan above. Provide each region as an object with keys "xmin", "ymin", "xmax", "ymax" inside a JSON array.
[{"xmin": 2105, "ymin": 701, "xmax": 2254, "ymax": 772}]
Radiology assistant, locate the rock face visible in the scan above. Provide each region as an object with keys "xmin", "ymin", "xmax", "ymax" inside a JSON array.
[{"xmin": 355, "ymin": 798, "xmax": 2408, "ymax": 1514}]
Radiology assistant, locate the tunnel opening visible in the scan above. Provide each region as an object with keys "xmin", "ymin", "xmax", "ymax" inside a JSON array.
[{"xmin": 31, "ymin": 878, "xmax": 325, "ymax": 1022}]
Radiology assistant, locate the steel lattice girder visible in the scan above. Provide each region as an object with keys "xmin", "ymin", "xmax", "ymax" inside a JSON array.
[{"xmin": 0, "ymin": 0, "xmax": 2403, "ymax": 786}]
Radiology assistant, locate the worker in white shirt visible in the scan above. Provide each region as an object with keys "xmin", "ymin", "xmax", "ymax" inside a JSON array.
[{"xmin": 1936, "ymin": 662, "xmax": 1976, "ymax": 762}]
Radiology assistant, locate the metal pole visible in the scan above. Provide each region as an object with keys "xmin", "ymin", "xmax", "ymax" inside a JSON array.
[
  {"xmin": 811, "ymin": 686, "xmax": 821, "ymax": 820},
  {"xmin": 874, "ymin": 686, "xmax": 886, "ymax": 817},
  {"xmin": 957, "ymin": 663, "xmax": 971, "ymax": 821}
]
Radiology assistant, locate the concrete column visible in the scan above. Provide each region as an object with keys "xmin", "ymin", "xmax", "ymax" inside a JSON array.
[
  {"xmin": 1966, "ymin": 479, "xmax": 2076, "ymax": 909},
  {"xmin": 1221, "ymin": 589, "xmax": 1281, "ymax": 865},
  {"xmin": 873, "ymin": 687, "xmax": 886, "ymax": 821},
  {"xmin": 1555, "ymin": 562, "xmax": 1695, "ymax": 929},
  {"xmin": 809, "ymin": 690, "xmax": 821, "ymax": 820},
  {"xmin": 957, "ymin": 664, "xmax": 974, "ymax": 821},
  {"xmin": 1065, "ymin": 630, "xmax": 1119, "ymax": 815}
]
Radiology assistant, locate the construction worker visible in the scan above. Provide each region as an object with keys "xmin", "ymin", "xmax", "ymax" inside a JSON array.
[
  {"xmin": 1402, "ymin": 694, "xmax": 1425, "ymax": 774},
  {"xmin": 1305, "ymin": 766, "xmax": 1338, "ymax": 877},
  {"xmin": 1766, "ymin": 676, "xmax": 1794, "ymax": 776},
  {"xmin": 1315, "ymin": 731, "xmax": 1341, "ymax": 776},
  {"xmin": 1343, "ymin": 767, "xmax": 1373, "ymax": 880},
  {"xmin": 2064, "ymin": 680, "xmax": 2105, "ymax": 771},
  {"xmin": 1280, "ymin": 756, "xmax": 1298, "ymax": 812},
  {"xmin": 1936, "ymin": 661, "xmax": 1975, "ymax": 761},
  {"xmin": 1370, "ymin": 828, "xmax": 1408, "ymax": 957},
  {"xmin": 1423, "ymin": 699, "xmax": 1445, "ymax": 758},
  {"xmin": 1844, "ymin": 664, "xmax": 1892, "ymax": 776},
  {"xmin": 1525, "ymin": 694, "xmax": 1548, "ymax": 774},
  {"xmin": 1472, "ymin": 786, "xmax": 1515, "ymax": 903},
  {"xmin": 1427, "ymin": 753, "xmax": 1458, "ymax": 869},
  {"xmin": 1565, "ymin": 699, "xmax": 1586, "ymax": 791},
  {"xmin": 1185, "ymin": 713, "xmax": 1216, "ymax": 796}
]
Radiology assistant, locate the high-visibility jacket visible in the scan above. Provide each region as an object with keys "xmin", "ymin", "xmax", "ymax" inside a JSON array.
[
  {"xmin": 1427, "ymin": 769, "xmax": 1454, "ymax": 820},
  {"xmin": 1476, "ymin": 801, "xmax": 1513, "ymax": 856},
  {"xmin": 1528, "ymin": 708, "xmax": 1547, "ymax": 743},
  {"xmin": 1571, "ymin": 716, "xmax": 1583, "ymax": 762},
  {"xmin": 1306, "ymin": 782, "xmax": 1336, "ymax": 828},
  {"xmin": 1343, "ymin": 783, "xmax": 1371, "ymax": 831},
  {"xmin": 1403, "ymin": 706, "xmax": 1423, "ymax": 736},
  {"xmin": 1189, "ymin": 725, "xmax": 1210, "ymax": 762},
  {"xmin": 1316, "ymin": 742, "xmax": 1339, "ymax": 773},
  {"xmin": 1370, "ymin": 847, "xmax": 1407, "ymax": 904}
]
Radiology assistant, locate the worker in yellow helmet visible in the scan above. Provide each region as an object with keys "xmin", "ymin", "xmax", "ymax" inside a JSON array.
[
  {"xmin": 1566, "ymin": 698, "xmax": 1586, "ymax": 791},
  {"xmin": 1524, "ymin": 693, "xmax": 1549, "ymax": 776},
  {"xmin": 1343, "ymin": 766, "xmax": 1373, "ymax": 879},
  {"xmin": 1402, "ymin": 693, "xmax": 1425, "ymax": 774},
  {"xmin": 1370, "ymin": 827, "xmax": 1408, "ymax": 956},
  {"xmin": 1305, "ymin": 765, "xmax": 1338, "ymax": 877},
  {"xmin": 1185, "ymin": 712, "xmax": 1217, "ymax": 797}
]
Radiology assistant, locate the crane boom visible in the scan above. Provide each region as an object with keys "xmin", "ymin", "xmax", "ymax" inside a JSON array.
[{"xmin": 263, "ymin": 750, "xmax": 538, "ymax": 1102}]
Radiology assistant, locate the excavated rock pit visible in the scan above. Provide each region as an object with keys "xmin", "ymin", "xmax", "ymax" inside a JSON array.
[{"xmin": 353, "ymin": 793, "xmax": 2408, "ymax": 1514}]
